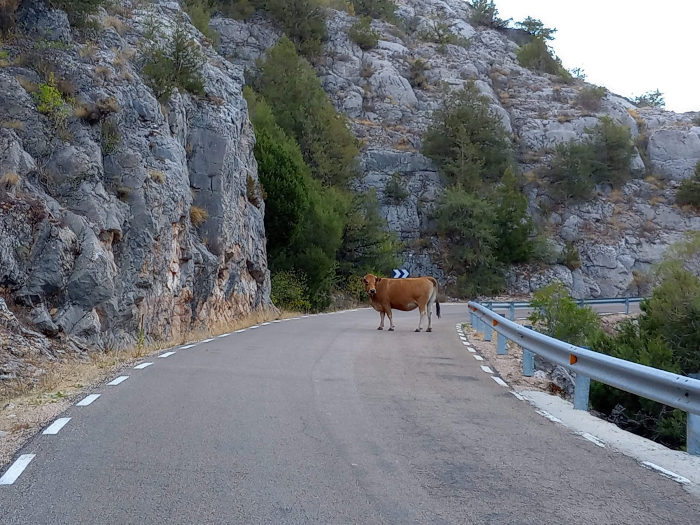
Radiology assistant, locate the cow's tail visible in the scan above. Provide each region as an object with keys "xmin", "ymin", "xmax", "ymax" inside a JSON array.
[{"xmin": 428, "ymin": 277, "xmax": 441, "ymax": 319}]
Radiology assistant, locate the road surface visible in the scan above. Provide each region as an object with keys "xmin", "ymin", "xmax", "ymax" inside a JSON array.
[{"xmin": 1, "ymin": 305, "xmax": 697, "ymax": 524}]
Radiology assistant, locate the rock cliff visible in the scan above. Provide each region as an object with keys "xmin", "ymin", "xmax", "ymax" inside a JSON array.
[
  {"xmin": 1, "ymin": 0, "xmax": 270, "ymax": 381},
  {"xmin": 215, "ymin": 0, "xmax": 699, "ymax": 297}
]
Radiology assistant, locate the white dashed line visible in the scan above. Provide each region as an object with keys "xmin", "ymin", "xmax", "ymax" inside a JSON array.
[
  {"xmin": 272, "ymin": 320, "xmax": 282, "ymax": 323},
  {"xmin": 180, "ymin": 344, "xmax": 197, "ymax": 349},
  {"xmin": 467, "ymin": 348, "xmax": 476, "ymax": 353},
  {"xmin": 474, "ymin": 355, "xmax": 484, "ymax": 361},
  {"xmin": 641, "ymin": 462, "xmax": 690, "ymax": 485},
  {"xmin": 491, "ymin": 376, "xmax": 508, "ymax": 387},
  {"xmin": 262, "ymin": 322, "xmax": 271, "ymax": 326},
  {"xmin": 134, "ymin": 362, "xmax": 153, "ymax": 369},
  {"xmin": 0, "ymin": 454, "xmax": 35, "ymax": 485},
  {"xmin": 577, "ymin": 432, "xmax": 606, "ymax": 448},
  {"xmin": 159, "ymin": 351, "xmax": 176, "ymax": 358},
  {"xmin": 462, "ymin": 341, "xmax": 469, "ymax": 346},
  {"xmin": 480, "ymin": 365, "xmax": 494, "ymax": 374},
  {"xmin": 511, "ymin": 391, "xmax": 526, "ymax": 401},
  {"xmin": 76, "ymin": 394, "xmax": 100, "ymax": 406},
  {"xmin": 235, "ymin": 329, "xmax": 246, "ymax": 333},
  {"xmin": 217, "ymin": 333, "xmax": 231, "ymax": 338},
  {"xmin": 249, "ymin": 325, "xmax": 260, "ymax": 329},
  {"xmin": 107, "ymin": 376, "xmax": 129, "ymax": 386},
  {"xmin": 201, "ymin": 338, "xmax": 215, "ymax": 343},
  {"xmin": 43, "ymin": 418, "xmax": 71, "ymax": 435},
  {"xmin": 536, "ymin": 409, "xmax": 562, "ymax": 424}
]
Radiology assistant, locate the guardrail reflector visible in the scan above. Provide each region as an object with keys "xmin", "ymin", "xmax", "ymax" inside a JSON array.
[
  {"xmin": 570, "ymin": 355, "xmax": 578, "ymax": 365},
  {"xmin": 492, "ymin": 320, "xmax": 499, "ymax": 326}
]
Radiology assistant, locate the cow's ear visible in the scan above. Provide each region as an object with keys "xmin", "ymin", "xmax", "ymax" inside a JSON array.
[{"xmin": 376, "ymin": 277, "xmax": 382, "ymax": 283}]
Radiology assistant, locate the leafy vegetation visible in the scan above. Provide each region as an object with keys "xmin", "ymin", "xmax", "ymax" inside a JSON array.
[
  {"xmin": 142, "ymin": 17, "xmax": 205, "ymax": 102},
  {"xmin": 515, "ymin": 16, "xmax": 556, "ymax": 40},
  {"xmin": 351, "ymin": 0, "xmax": 396, "ymax": 20},
  {"xmin": 546, "ymin": 117, "xmax": 634, "ymax": 202},
  {"xmin": 182, "ymin": 0, "xmax": 220, "ymax": 46},
  {"xmin": 676, "ymin": 162, "xmax": 700, "ymax": 209},
  {"xmin": 50, "ymin": 0, "xmax": 106, "ymax": 26},
  {"xmin": 517, "ymin": 36, "xmax": 571, "ymax": 81},
  {"xmin": 253, "ymin": 37, "xmax": 359, "ymax": 187},
  {"xmin": 633, "ymin": 89, "xmax": 665, "ymax": 108},
  {"xmin": 576, "ymin": 85, "xmax": 607, "ymax": 111},
  {"xmin": 348, "ymin": 16, "xmax": 379, "ymax": 50},
  {"xmin": 470, "ymin": 0, "xmax": 509, "ymax": 29},
  {"xmin": 33, "ymin": 73, "xmax": 71, "ymax": 130},
  {"xmin": 384, "ymin": 172, "xmax": 408, "ymax": 204},
  {"xmin": 270, "ymin": 271, "xmax": 312, "ymax": 311},
  {"xmin": 264, "ymin": 0, "xmax": 327, "ymax": 57},
  {"xmin": 0, "ymin": 0, "xmax": 20, "ymax": 35}
]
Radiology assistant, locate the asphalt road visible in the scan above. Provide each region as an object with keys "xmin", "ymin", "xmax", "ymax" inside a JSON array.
[{"xmin": 1, "ymin": 305, "xmax": 698, "ymax": 524}]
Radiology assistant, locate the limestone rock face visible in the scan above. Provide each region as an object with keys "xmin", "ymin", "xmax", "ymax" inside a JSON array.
[{"xmin": 0, "ymin": 0, "xmax": 271, "ymax": 366}]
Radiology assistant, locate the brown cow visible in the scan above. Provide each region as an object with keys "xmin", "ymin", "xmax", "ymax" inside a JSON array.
[{"xmin": 362, "ymin": 274, "xmax": 441, "ymax": 332}]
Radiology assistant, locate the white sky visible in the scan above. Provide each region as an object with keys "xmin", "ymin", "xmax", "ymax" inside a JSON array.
[{"xmin": 490, "ymin": 0, "xmax": 700, "ymax": 113}]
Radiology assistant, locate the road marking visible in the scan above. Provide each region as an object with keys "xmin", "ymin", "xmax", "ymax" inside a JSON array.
[
  {"xmin": 249, "ymin": 325, "xmax": 260, "ymax": 329},
  {"xmin": 134, "ymin": 362, "xmax": 153, "ymax": 369},
  {"xmin": 467, "ymin": 348, "xmax": 476, "ymax": 353},
  {"xmin": 511, "ymin": 391, "xmax": 526, "ymax": 401},
  {"xmin": 76, "ymin": 394, "xmax": 100, "ymax": 406},
  {"xmin": 217, "ymin": 333, "xmax": 230, "ymax": 338},
  {"xmin": 272, "ymin": 320, "xmax": 282, "ymax": 323},
  {"xmin": 107, "ymin": 376, "xmax": 129, "ymax": 386},
  {"xmin": 0, "ymin": 454, "xmax": 35, "ymax": 485},
  {"xmin": 577, "ymin": 432, "xmax": 606, "ymax": 448},
  {"xmin": 480, "ymin": 365, "xmax": 493, "ymax": 374},
  {"xmin": 491, "ymin": 376, "xmax": 508, "ymax": 387},
  {"xmin": 159, "ymin": 351, "xmax": 176, "ymax": 358},
  {"xmin": 474, "ymin": 355, "xmax": 484, "ymax": 361},
  {"xmin": 641, "ymin": 462, "xmax": 690, "ymax": 485},
  {"xmin": 43, "ymin": 418, "xmax": 71, "ymax": 435},
  {"xmin": 201, "ymin": 338, "xmax": 215, "ymax": 343},
  {"xmin": 535, "ymin": 409, "xmax": 562, "ymax": 424},
  {"xmin": 459, "ymin": 336, "xmax": 467, "ymax": 341},
  {"xmin": 262, "ymin": 322, "xmax": 271, "ymax": 325},
  {"xmin": 235, "ymin": 329, "xmax": 246, "ymax": 333},
  {"xmin": 180, "ymin": 344, "xmax": 197, "ymax": 349}
]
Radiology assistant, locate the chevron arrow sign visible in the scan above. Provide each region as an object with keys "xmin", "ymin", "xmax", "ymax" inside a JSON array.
[{"xmin": 392, "ymin": 269, "xmax": 409, "ymax": 278}]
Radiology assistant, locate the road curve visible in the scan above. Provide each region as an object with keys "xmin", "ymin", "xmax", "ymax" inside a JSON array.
[{"xmin": 1, "ymin": 306, "xmax": 698, "ymax": 524}]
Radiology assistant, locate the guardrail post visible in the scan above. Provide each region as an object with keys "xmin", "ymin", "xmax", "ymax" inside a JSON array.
[
  {"xmin": 497, "ymin": 331, "xmax": 507, "ymax": 355},
  {"xmin": 509, "ymin": 303, "xmax": 515, "ymax": 321},
  {"xmin": 689, "ymin": 374, "xmax": 700, "ymax": 456},
  {"xmin": 573, "ymin": 374, "xmax": 590, "ymax": 410},
  {"xmin": 470, "ymin": 310, "xmax": 475, "ymax": 327},
  {"xmin": 522, "ymin": 350, "xmax": 534, "ymax": 377},
  {"xmin": 484, "ymin": 323, "xmax": 492, "ymax": 342},
  {"xmin": 625, "ymin": 297, "xmax": 630, "ymax": 315}
]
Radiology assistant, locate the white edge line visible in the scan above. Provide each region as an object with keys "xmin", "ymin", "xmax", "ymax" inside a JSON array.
[
  {"xmin": 201, "ymin": 338, "xmax": 215, "ymax": 343},
  {"xmin": 159, "ymin": 351, "xmax": 176, "ymax": 358},
  {"xmin": 180, "ymin": 344, "xmax": 197, "ymax": 349},
  {"xmin": 480, "ymin": 365, "xmax": 493, "ymax": 374},
  {"xmin": 42, "ymin": 417, "xmax": 71, "ymax": 435},
  {"xmin": 491, "ymin": 376, "xmax": 508, "ymax": 387},
  {"xmin": 76, "ymin": 394, "xmax": 100, "ymax": 406},
  {"xmin": 234, "ymin": 329, "xmax": 246, "ymax": 333},
  {"xmin": 577, "ymin": 432, "xmax": 606, "ymax": 448},
  {"xmin": 0, "ymin": 454, "xmax": 35, "ymax": 485},
  {"xmin": 217, "ymin": 333, "xmax": 230, "ymax": 338},
  {"xmin": 249, "ymin": 325, "xmax": 260, "ymax": 329},
  {"xmin": 473, "ymin": 355, "xmax": 484, "ymax": 361},
  {"xmin": 467, "ymin": 348, "xmax": 476, "ymax": 353},
  {"xmin": 641, "ymin": 462, "xmax": 691, "ymax": 485},
  {"xmin": 536, "ymin": 409, "xmax": 562, "ymax": 424},
  {"xmin": 462, "ymin": 342, "xmax": 469, "ymax": 346},
  {"xmin": 511, "ymin": 391, "xmax": 526, "ymax": 401},
  {"xmin": 107, "ymin": 376, "xmax": 129, "ymax": 386},
  {"xmin": 134, "ymin": 362, "xmax": 153, "ymax": 369},
  {"xmin": 262, "ymin": 322, "xmax": 271, "ymax": 326}
]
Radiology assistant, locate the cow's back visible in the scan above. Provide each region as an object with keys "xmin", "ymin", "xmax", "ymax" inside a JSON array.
[{"xmin": 381, "ymin": 277, "xmax": 433, "ymax": 311}]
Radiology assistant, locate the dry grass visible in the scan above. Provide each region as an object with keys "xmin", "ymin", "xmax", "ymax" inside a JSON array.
[
  {"xmin": 1, "ymin": 119, "xmax": 23, "ymax": 129},
  {"xmin": 103, "ymin": 15, "xmax": 128, "ymax": 36},
  {"xmin": 1, "ymin": 171, "xmax": 20, "ymax": 188},
  {"xmin": 393, "ymin": 137, "xmax": 416, "ymax": 152},
  {"xmin": 149, "ymin": 169, "xmax": 166, "ymax": 183},
  {"xmin": 16, "ymin": 75, "xmax": 37, "ymax": 93},
  {"xmin": 190, "ymin": 205, "xmax": 208, "ymax": 226}
]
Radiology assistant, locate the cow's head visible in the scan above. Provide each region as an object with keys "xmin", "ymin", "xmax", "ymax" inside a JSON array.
[{"xmin": 362, "ymin": 274, "xmax": 382, "ymax": 297}]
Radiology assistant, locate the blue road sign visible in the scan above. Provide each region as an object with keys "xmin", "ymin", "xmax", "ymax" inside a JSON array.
[{"xmin": 392, "ymin": 269, "xmax": 409, "ymax": 278}]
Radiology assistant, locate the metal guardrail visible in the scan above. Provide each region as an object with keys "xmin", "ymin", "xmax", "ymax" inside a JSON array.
[
  {"xmin": 485, "ymin": 297, "xmax": 644, "ymax": 318},
  {"xmin": 467, "ymin": 301, "xmax": 700, "ymax": 455}
]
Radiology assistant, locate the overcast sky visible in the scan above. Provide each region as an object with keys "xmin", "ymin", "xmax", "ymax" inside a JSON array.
[{"xmin": 490, "ymin": 0, "xmax": 700, "ymax": 113}]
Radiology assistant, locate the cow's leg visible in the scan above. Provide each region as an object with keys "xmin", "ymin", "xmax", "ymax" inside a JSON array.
[
  {"xmin": 378, "ymin": 311, "xmax": 385, "ymax": 330},
  {"xmin": 426, "ymin": 300, "xmax": 434, "ymax": 332},
  {"xmin": 387, "ymin": 310, "xmax": 395, "ymax": 331},
  {"xmin": 415, "ymin": 306, "xmax": 425, "ymax": 332}
]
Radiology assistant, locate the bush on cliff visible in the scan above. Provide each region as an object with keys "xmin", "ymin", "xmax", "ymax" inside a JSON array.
[
  {"xmin": 676, "ymin": 161, "xmax": 700, "ymax": 209},
  {"xmin": 50, "ymin": 0, "xmax": 105, "ymax": 26}
]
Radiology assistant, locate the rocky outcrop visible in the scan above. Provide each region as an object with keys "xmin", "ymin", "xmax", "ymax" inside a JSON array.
[
  {"xmin": 0, "ymin": 0, "xmax": 270, "ymax": 370},
  {"xmin": 214, "ymin": 0, "xmax": 699, "ymax": 296}
]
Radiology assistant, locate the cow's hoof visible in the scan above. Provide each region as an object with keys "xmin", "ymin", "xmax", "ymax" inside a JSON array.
[
  {"xmin": 377, "ymin": 327, "xmax": 383, "ymax": 330},
  {"xmin": 415, "ymin": 328, "xmax": 422, "ymax": 332},
  {"xmin": 426, "ymin": 328, "xmax": 432, "ymax": 333},
  {"xmin": 388, "ymin": 327, "xmax": 394, "ymax": 331}
]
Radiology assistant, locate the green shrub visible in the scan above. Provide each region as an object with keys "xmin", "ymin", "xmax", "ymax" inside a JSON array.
[
  {"xmin": 517, "ymin": 37, "xmax": 571, "ymax": 81},
  {"xmin": 528, "ymin": 281, "xmax": 601, "ymax": 347},
  {"xmin": 423, "ymin": 81, "xmax": 513, "ymax": 191},
  {"xmin": 419, "ymin": 20, "xmax": 470, "ymax": 50},
  {"xmin": 352, "ymin": 0, "xmax": 396, "ymax": 20},
  {"xmin": 576, "ymin": 85, "xmax": 607, "ymax": 111},
  {"xmin": 470, "ymin": 0, "xmax": 509, "ymax": 29},
  {"xmin": 182, "ymin": 0, "xmax": 220, "ymax": 46},
  {"xmin": 560, "ymin": 241, "xmax": 581, "ymax": 270},
  {"xmin": 50, "ymin": 0, "xmax": 105, "ymax": 26},
  {"xmin": 515, "ymin": 16, "xmax": 556, "ymax": 40},
  {"xmin": 142, "ymin": 17, "xmax": 205, "ymax": 102},
  {"xmin": 101, "ymin": 118, "xmax": 120, "ymax": 155},
  {"xmin": 254, "ymin": 37, "xmax": 359, "ymax": 187},
  {"xmin": 271, "ymin": 271, "xmax": 312, "ymax": 312},
  {"xmin": 384, "ymin": 172, "xmax": 408, "ymax": 204},
  {"xmin": 33, "ymin": 73, "xmax": 70, "ymax": 129},
  {"xmin": 264, "ymin": 0, "xmax": 327, "ymax": 57},
  {"xmin": 676, "ymin": 162, "xmax": 700, "ymax": 209},
  {"xmin": 0, "ymin": 0, "xmax": 20, "ymax": 35},
  {"xmin": 348, "ymin": 16, "xmax": 379, "ymax": 50},
  {"xmin": 408, "ymin": 58, "xmax": 429, "ymax": 89},
  {"xmin": 491, "ymin": 167, "xmax": 534, "ymax": 264},
  {"xmin": 633, "ymin": 89, "xmax": 665, "ymax": 108},
  {"xmin": 218, "ymin": 0, "xmax": 257, "ymax": 20}
]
